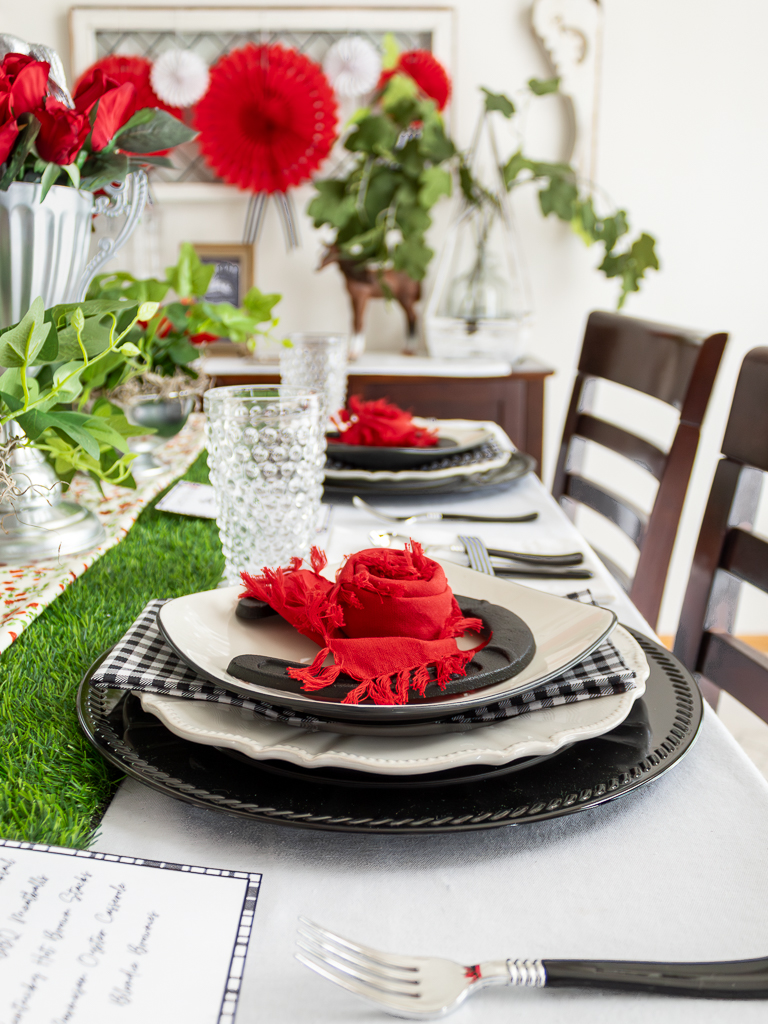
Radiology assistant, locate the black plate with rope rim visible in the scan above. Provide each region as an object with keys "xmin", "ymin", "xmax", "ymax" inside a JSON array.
[
  {"xmin": 77, "ymin": 630, "xmax": 702, "ymax": 834},
  {"xmin": 323, "ymin": 451, "xmax": 537, "ymax": 496}
]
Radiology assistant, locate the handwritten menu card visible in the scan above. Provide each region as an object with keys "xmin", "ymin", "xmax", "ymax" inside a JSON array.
[{"xmin": 0, "ymin": 839, "xmax": 261, "ymax": 1024}]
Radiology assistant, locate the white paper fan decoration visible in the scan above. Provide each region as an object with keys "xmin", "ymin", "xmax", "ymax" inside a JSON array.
[
  {"xmin": 151, "ymin": 49, "xmax": 210, "ymax": 108},
  {"xmin": 323, "ymin": 37, "xmax": 381, "ymax": 98}
]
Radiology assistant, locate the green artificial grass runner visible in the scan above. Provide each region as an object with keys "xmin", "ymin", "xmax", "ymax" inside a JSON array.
[{"xmin": 0, "ymin": 454, "xmax": 224, "ymax": 849}]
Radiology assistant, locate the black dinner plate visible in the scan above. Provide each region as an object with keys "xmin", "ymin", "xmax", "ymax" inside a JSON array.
[
  {"xmin": 77, "ymin": 630, "xmax": 703, "ymax": 833},
  {"xmin": 323, "ymin": 451, "xmax": 537, "ymax": 496},
  {"xmin": 325, "ymin": 433, "xmax": 492, "ymax": 471}
]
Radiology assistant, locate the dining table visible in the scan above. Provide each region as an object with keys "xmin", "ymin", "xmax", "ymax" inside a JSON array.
[{"xmin": 87, "ymin": 466, "xmax": 768, "ymax": 1024}]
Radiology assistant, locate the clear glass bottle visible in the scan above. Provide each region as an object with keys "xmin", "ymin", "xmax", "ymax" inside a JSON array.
[{"xmin": 425, "ymin": 130, "xmax": 533, "ymax": 361}]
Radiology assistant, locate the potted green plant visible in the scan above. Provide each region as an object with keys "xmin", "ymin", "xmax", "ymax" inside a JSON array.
[
  {"xmin": 0, "ymin": 294, "xmax": 160, "ymax": 559},
  {"xmin": 84, "ymin": 244, "xmax": 282, "ymax": 475},
  {"xmin": 308, "ymin": 50, "xmax": 454, "ymax": 357}
]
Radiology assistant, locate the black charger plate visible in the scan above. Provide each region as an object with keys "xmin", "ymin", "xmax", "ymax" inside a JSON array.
[
  {"xmin": 323, "ymin": 451, "xmax": 537, "ymax": 496},
  {"xmin": 78, "ymin": 630, "xmax": 702, "ymax": 833}
]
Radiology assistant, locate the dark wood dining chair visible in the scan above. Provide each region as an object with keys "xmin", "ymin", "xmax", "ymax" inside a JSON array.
[
  {"xmin": 674, "ymin": 347, "xmax": 768, "ymax": 719},
  {"xmin": 552, "ymin": 310, "xmax": 727, "ymax": 628}
]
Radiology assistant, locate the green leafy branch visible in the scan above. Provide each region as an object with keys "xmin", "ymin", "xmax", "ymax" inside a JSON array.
[{"xmin": 479, "ymin": 81, "xmax": 659, "ymax": 307}]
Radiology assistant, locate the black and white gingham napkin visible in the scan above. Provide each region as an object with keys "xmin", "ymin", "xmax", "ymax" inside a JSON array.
[{"xmin": 90, "ymin": 596, "xmax": 635, "ymax": 728}]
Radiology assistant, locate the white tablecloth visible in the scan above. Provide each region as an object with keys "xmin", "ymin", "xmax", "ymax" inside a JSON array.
[{"xmin": 94, "ymin": 473, "xmax": 768, "ymax": 1022}]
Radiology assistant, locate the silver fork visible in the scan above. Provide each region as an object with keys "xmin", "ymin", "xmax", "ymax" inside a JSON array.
[
  {"xmin": 295, "ymin": 918, "xmax": 768, "ymax": 1018},
  {"xmin": 352, "ymin": 495, "xmax": 539, "ymax": 526}
]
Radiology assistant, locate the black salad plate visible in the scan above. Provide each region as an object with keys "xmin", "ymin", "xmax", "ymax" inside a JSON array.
[
  {"xmin": 78, "ymin": 630, "xmax": 703, "ymax": 833},
  {"xmin": 325, "ymin": 433, "xmax": 492, "ymax": 472},
  {"xmin": 323, "ymin": 451, "xmax": 537, "ymax": 496}
]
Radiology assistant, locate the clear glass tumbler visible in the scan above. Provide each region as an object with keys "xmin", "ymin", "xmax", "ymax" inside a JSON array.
[
  {"xmin": 280, "ymin": 333, "xmax": 348, "ymax": 430},
  {"xmin": 204, "ymin": 385, "xmax": 325, "ymax": 584}
]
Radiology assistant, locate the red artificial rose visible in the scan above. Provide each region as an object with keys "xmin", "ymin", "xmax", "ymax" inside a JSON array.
[
  {"xmin": 35, "ymin": 98, "xmax": 90, "ymax": 165},
  {"xmin": 73, "ymin": 68, "xmax": 137, "ymax": 152},
  {"xmin": 0, "ymin": 53, "xmax": 51, "ymax": 166},
  {"xmin": 0, "ymin": 117, "xmax": 18, "ymax": 164},
  {"xmin": 9, "ymin": 59, "xmax": 49, "ymax": 115},
  {"xmin": 0, "ymin": 82, "xmax": 17, "ymax": 163}
]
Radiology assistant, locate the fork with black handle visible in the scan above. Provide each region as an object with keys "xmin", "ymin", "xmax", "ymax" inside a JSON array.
[
  {"xmin": 296, "ymin": 918, "xmax": 768, "ymax": 1020},
  {"xmin": 459, "ymin": 535, "xmax": 593, "ymax": 580}
]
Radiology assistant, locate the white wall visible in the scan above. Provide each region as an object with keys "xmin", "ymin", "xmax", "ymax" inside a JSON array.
[{"xmin": 5, "ymin": 0, "xmax": 768, "ymax": 634}]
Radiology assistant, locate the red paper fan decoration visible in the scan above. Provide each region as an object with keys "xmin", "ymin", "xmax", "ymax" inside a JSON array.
[
  {"xmin": 73, "ymin": 55, "xmax": 182, "ymax": 121},
  {"xmin": 379, "ymin": 50, "xmax": 451, "ymax": 111},
  {"xmin": 194, "ymin": 44, "xmax": 338, "ymax": 194}
]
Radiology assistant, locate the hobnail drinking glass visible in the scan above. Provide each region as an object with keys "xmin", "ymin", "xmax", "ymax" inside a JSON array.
[
  {"xmin": 280, "ymin": 333, "xmax": 348, "ymax": 430},
  {"xmin": 204, "ymin": 385, "xmax": 325, "ymax": 584}
]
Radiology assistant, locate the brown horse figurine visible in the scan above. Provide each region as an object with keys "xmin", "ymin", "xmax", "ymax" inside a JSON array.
[{"xmin": 319, "ymin": 246, "xmax": 420, "ymax": 357}]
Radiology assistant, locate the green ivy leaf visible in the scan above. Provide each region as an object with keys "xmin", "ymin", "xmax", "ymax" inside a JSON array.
[
  {"xmin": 56, "ymin": 314, "xmax": 113, "ymax": 361},
  {"xmin": 482, "ymin": 88, "xmax": 515, "ymax": 118},
  {"xmin": 345, "ymin": 116, "xmax": 399, "ymax": 155},
  {"xmin": 502, "ymin": 151, "xmax": 531, "ymax": 189},
  {"xmin": 596, "ymin": 210, "xmax": 629, "ymax": 252},
  {"xmin": 307, "ymin": 180, "xmax": 357, "ymax": 229},
  {"xmin": 114, "ymin": 109, "xmax": 196, "ymax": 154},
  {"xmin": 165, "ymin": 243, "xmax": 215, "ymax": 299},
  {"xmin": 600, "ymin": 233, "xmax": 660, "ymax": 308},
  {"xmin": 381, "ymin": 73, "xmax": 419, "ymax": 112},
  {"xmin": 571, "ymin": 197, "xmax": 598, "ymax": 245},
  {"xmin": 418, "ymin": 114, "xmax": 455, "ymax": 163},
  {"xmin": 242, "ymin": 288, "xmax": 281, "ymax": 324},
  {"xmin": 392, "ymin": 237, "xmax": 433, "ymax": 281},
  {"xmin": 538, "ymin": 175, "xmax": 579, "ymax": 221},
  {"xmin": 0, "ymin": 297, "xmax": 51, "ymax": 370},
  {"xmin": 528, "ymin": 77, "xmax": 560, "ymax": 95},
  {"xmin": 418, "ymin": 166, "xmax": 452, "ymax": 208}
]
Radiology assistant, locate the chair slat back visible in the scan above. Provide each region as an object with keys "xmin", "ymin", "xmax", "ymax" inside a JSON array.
[
  {"xmin": 553, "ymin": 311, "xmax": 727, "ymax": 628},
  {"xmin": 674, "ymin": 347, "xmax": 768, "ymax": 722}
]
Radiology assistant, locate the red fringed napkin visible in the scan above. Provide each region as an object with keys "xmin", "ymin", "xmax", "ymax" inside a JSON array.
[
  {"xmin": 240, "ymin": 544, "xmax": 489, "ymax": 705},
  {"xmin": 332, "ymin": 396, "xmax": 439, "ymax": 448}
]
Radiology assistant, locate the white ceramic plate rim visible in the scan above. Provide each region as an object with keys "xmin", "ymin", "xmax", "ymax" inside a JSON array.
[
  {"xmin": 140, "ymin": 626, "xmax": 648, "ymax": 775},
  {"xmin": 157, "ymin": 560, "xmax": 618, "ymax": 720},
  {"xmin": 324, "ymin": 419, "xmax": 513, "ymax": 482}
]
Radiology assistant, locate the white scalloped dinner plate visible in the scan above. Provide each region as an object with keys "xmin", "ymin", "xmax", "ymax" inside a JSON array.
[
  {"xmin": 323, "ymin": 419, "xmax": 512, "ymax": 482},
  {"xmin": 157, "ymin": 561, "xmax": 618, "ymax": 720},
  {"xmin": 141, "ymin": 626, "xmax": 647, "ymax": 775}
]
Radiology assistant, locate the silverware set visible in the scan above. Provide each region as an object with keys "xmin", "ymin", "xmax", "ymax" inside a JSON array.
[{"xmin": 368, "ymin": 529, "xmax": 593, "ymax": 580}]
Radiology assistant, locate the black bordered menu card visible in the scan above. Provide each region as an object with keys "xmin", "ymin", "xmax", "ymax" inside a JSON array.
[{"xmin": 0, "ymin": 838, "xmax": 261, "ymax": 1022}]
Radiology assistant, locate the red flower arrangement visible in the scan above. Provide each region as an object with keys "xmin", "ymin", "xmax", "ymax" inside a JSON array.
[
  {"xmin": 194, "ymin": 43, "xmax": 337, "ymax": 193},
  {"xmin": 379, "ymin": 49, "xmax": 451, "ymax": 111},
  {"xmin": 0, "ymin": 50, "xmax": 195, "ymax": 198},
  {"xmin": 74, "ymin": 56, "xmax": 182, "ymax": 126},
  {"xmin": 332, "ymin": 396, "xmax": 439, "ymax": 448}
]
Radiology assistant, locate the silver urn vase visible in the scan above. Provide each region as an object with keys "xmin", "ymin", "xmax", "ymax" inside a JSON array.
[{"xmin": 0, "ymin": 174, "xmax": 148, "ymax": 563}]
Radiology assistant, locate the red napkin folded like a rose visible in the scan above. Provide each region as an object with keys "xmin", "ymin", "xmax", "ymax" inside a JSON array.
[
  {"xmin": 240, "ymin": 543, "xmax": 488, "ymax": 705},
  {"xmin": 331, "ymin": 396, "xmax": 439, "ymax": 448}
]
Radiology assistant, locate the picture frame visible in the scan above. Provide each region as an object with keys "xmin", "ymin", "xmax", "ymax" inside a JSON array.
[{"xmin": 190, "ymin": 244, "xmax": 255, "ymax": 307}]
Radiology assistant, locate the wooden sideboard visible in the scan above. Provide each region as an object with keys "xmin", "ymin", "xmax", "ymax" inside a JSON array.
[{"xmin": 205, "ymin": 357, "xmax": 554, "ymax": 472}]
